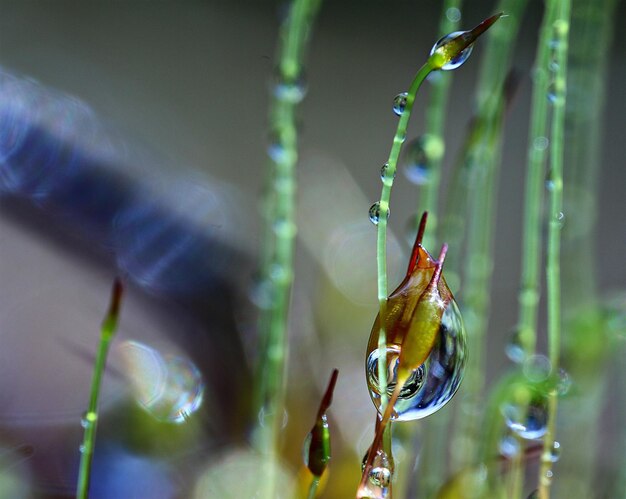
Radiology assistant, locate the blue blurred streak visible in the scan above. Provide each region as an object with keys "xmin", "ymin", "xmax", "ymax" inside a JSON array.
[{"xmin": 0, "ymin": 68, "xmax": 248, "ymax": 296}]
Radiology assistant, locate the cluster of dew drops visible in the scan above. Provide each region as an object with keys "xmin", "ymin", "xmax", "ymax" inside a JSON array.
[{"xmin": 368, "ymin": 29, "xmax": 475, "ymax": 228}]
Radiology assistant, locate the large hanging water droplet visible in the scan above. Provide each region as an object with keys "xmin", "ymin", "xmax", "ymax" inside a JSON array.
[
  {"xmin": 392, "ymin": 92, "xmax": 408, "ymax": 116},
  {"xmin": 430, "ymin": 31, "xmax": 474, "ymax": 71},
  {"xmin": 366, "ymin": 300, "xmax": 467, "ymax": 421},
  {"xmin": 501, "ymin": 394, "xmax": 548, "ymax": 440},
  {"xmin": 369, "ymin": 202, "xmax": 388, "ymax": 225}
]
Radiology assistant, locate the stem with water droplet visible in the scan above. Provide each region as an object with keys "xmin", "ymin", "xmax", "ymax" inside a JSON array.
[
  {"xmin": 76, "ymin": 279, "xmax": 123, "ymax": 499},
  {"xmin": 253, "ymin": 1, "xmax": 322, "ymax": 498},
  {"xmin": 538, "ymin": 2, "xmax": 570, "ymax": 498}
]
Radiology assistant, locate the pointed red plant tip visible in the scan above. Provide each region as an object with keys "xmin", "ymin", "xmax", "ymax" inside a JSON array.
[
  {"xmin": 406, "ymin": 212, "xmax": 429, "ymax": 275},
  {"xmin": 468, "ymin": 12, "xmax": 504, "ymax": 42},
  {"xmin": 108, "ymin": 278, "xmax": 124, "ymax": 320},
  {"xmin": 317, "ymin": 368, "xmax": 339, "ymax": 419},
  {"xmin": 426, "ymin": 243, "xmax": 448, "ymax": 292}
]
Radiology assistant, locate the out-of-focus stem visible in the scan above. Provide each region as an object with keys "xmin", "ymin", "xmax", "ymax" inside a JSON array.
[
  {"xmin": 537, "ymin": 2, "xmax": 570, "ymax": 498},
  {"xmin": 253, "ymin": 1, "xmax": 322, "ymax": 497}
]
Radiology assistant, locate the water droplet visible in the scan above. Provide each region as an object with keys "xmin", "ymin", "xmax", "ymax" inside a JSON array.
[
  {"xmin": 534, "ymin": 136, "xmax": 549, "ymax": 151},
  {"xmin": 249, "ymin": 275, "xmax": 273, "ymax": 309},
  {"xmin": 556, "ymin": 368, "xmax": 572, "ymax": 396},
  {"xmin": 430, "ymin": 31, "xmax": 474, "ymax": 71},
  {"xmin": 505, "ymin": 327, "xmax": 526, "ymax": 364},
  {"xmin": 369, "ymin": 202, "xmax": 388, "ymax": 225},
  {"xmin": 392, "ymin": 92, "xmax": 408, "ymax": 116},
  {"xmin": 545, "ymin": 169, "xmax": 555, "ymax": 191},
  {"xmin": 446, "ymin": 7, "xmax": 461, "ymax": 23},
  {"xmin": 554, "ymin": 211, "xmax": 565, "ymax": 229},
  {"xmin": 79, "ymin": 444, "xmax": 86, "ymax": 454},
  {"xmin": 273, "ymin": 74, "xmax": 307, "ymax": 103},
  {"xmin": 499, "ymin": 435, "xmax": 520, "ymax": 458},
  {"xmin": 361, "ymin": 448, "xmax": 392, "ymax": 489},
  {"xmin": 502, "ymin": 394, "xmax": 548, "ymax": 440},
  {"xmin": 523, "ymin": 354, "xmax": 552, "ymax": 382},
  {"xmin": 380, "ymin": 163, "xmax": 395, "ymax": 182},
  {"xmin": 80, "ymin": 411, "xmax": 97, "ymax": 428},
  {"xmin": 402, "ymin": 135, "xmax": 443, "ymax": 185},
  {"xmin": 273, "ymin": 218, "xmax": 297, "ymax": 237},
  {"xmin": 547, "ymin": 82, "xmax": 557, "ymax": 103},
  {"xmin": 548, "ymin": 441, "xmax": 561, "ymax": 462},
  {"xmin": 366, "ymin": 300, "xmax": 467, "ymax": 421},
  {"xmin": 118, "ymin": 341, "xmax": 205, "ymax": 424},
  {"xmin": 267, "ymin": 138, "xmax": 287, "ymax": 163}
]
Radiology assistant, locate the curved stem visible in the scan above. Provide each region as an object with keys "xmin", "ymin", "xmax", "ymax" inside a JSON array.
[{"xmin": 376, "ymin": 62, "xmax": 434, "ymax": 412}]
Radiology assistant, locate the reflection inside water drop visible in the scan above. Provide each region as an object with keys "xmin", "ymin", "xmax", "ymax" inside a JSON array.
[
  {"xmin": 118, "ymin": 341, "xmax": 204, "ymax": 424},
  {"xmin": 430, "ymin": 31, "xmax": 474, "ymax": 71},
  {"xmin": 366, "ymin": 300, "xmax": 467, "ymax": 421}
]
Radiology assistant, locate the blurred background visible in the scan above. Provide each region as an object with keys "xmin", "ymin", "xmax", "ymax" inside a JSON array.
[{"xmin": 0, "ymin": 1, "xmax": 624, "ymax": 497}]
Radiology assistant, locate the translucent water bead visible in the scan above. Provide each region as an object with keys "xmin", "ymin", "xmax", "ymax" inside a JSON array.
[
  {"xmin": 430, "ymin": 31, "xmax": 474, "ymax": 71},
  {"xmin": 501, "ymin": 392, "xmax": 548, "ymax": 440},
  {"xmin": 392, "ymin": 92, "xmax": 408, "ymax": 116},
  {"xmin": 369, "ymin": 202, "xmax": 389, "ymax": 225},
  {"xmin": 360, "ymin": 448, "xmax": 392, "ymax": 498},
  {"xmin": 366, "ymin": 299, "xmax": 467, "ymax": 421}
]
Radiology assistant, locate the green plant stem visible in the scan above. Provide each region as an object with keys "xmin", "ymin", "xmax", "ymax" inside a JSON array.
[
  {"xmin": 375, "ymin": 62, "xmax": 435, "ymax": 413},
  {"xmin": 509, "ymin": 2, "xmax": 558, "ymax": 498},
  {"xmin": 441, "ymin": 0, "xmax": 527, "ymax": 475},
  {"xmin": 253, "ymin": 1, "xmax": 322, "ymax": 498},
  {"xmin": 537, "ymin": 3, "xmax": 570, "ymax": 498},
  {"xmin": 415, "ymin": 0, "xmax": 462, "ymax": 251},
  {"xmin": 306, "ymin": 476, "xmax": 320, "ymax": 499},
  {"xmin": 76, "ymin": 280, "xmax": 123, "ymax": 499},
  {"xmin": 517, "ymin": 0, "xmax": 557, "ymax": 358}
]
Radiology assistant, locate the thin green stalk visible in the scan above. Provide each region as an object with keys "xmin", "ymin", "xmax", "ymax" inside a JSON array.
[
  {"xmin": 376, "ymin": 62, "xmax": 435, "ymax": 413},
  {"xmin": 537, "ymin": 3, "xmax": 570, "ymax": 498},
  {"xmin": 441, "ymin": 0, "xmax": 527, "ymax": 475},
  {"xmin": 306, "ymin": 477, "xmax": 320, "ymax": 499},
  {"xmin": 76, "ymin": 280, "xmax": 123, "ymax": 499},
  {"xmin": 510, "ymin": 2, "xmax": 559, "ymax": 497},
  {"xmin": 416, "ymin": 0, "xmax": 463, "ymax": 251},
  {"xmin": 253, "ymin": 1, "xmax": 322, "ymax": 497},
  {"xmin": 517, "ymin": 0, "xmax": 558, "ymax": 358}
]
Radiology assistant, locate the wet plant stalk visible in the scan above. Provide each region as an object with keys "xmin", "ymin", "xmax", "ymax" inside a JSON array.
[
  {"xmin": 375, "ymin": 62, "xmax": 434, "ymax": 413},
  {"xmin": 253, "ymin": 0, "xmax": 322, "ymax": 497},
  {"xmin": 509, "ymin": 1, "xmax": 558, "ymax": 497},
  {"xmin": 442, "ymin": 0, "xmax": 527, "ymax": 475},
  {"xmin": 76, "ymin": 280, "xmax": 123, "ymax": 499},
  {"xmin": 538, "ymin": 2, "xmax": 570, "ymax": 497},
  {"xmin": 306, "ymin": 477, "xmax": 320, "ymax": 499}
]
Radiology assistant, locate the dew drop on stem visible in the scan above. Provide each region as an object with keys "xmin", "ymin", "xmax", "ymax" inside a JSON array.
[
  {"xmin": 369, "ymin": 202, "xmax": 388, "ymax": 225},
  {"xmin": 392, "ymin": 92, "xmax": 408, "ymax": 116},
  {"xmin": 430, "ymin": 31, "xmax": 475, "ymax": 71}
]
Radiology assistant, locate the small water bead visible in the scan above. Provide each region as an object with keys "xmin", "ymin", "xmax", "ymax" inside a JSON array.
[
  {"xmin": 548, "ymin": 441, "xmax": 561, "ymax": 462},
  {"xmin": 392, "ymin": 92, "xmax": 408, "ymax": 116},
  {"xmin": 523, "ymin": 354, "xmax": 552, "ymax": 382},
  {"xmin": 499, "ymin": 435, "xmax": 521, "ymax": 458},
  {"xmin": 273, "ymin": 75, "xmax": 307, "ymax": 104},
  {"xmin": 80, "ymin": 411, "xmax": 97, "ymax": 428},
  {"xmin": 505, "ymin": 328, "xmax": 526, "ymax": 364},
  {"xmin": 534, "ymin": 136, "xmax": 549, "ymax": 151},
  {"xmin": 554, "ymin": 211, "xmax": 565, "ymax": 229},
  {"xmin": 361, "ymin": 448, "xmax": 392, "ymax": 489},
  {"xmin": 547, "ymin": 82, "xmax": 557, "ymax": 104},
  {"xmin": 402, "ymin": 135, "xmax": 443, "ymax": 185},
  {"xmin": 430, "ymin": 31, "xmax": 475, "ymax": 71},
  {"xmin": 446, "ymin": 7, "xmax": 461, "ymax": 23},
  {"xmin": 249, "ymin": 275, "xmax": 273, "ymax": 309},
  {"xmin": 366, "ymin": 300, "xmax": 467, "ymax": 421},
  {"xmin": 556, "ymin": 368, "xmax": 572, "ymax": 396},
  {"xmin": 380, "ymin": 163, "xmax": 395, "ymax": 183},
  {"xmin": 369, "ymin": 202, "xmax": 389, "ymax": 225},
  {"xmin": 502, "ymin": 395, "xmax": 548, "ymax": 440}
]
